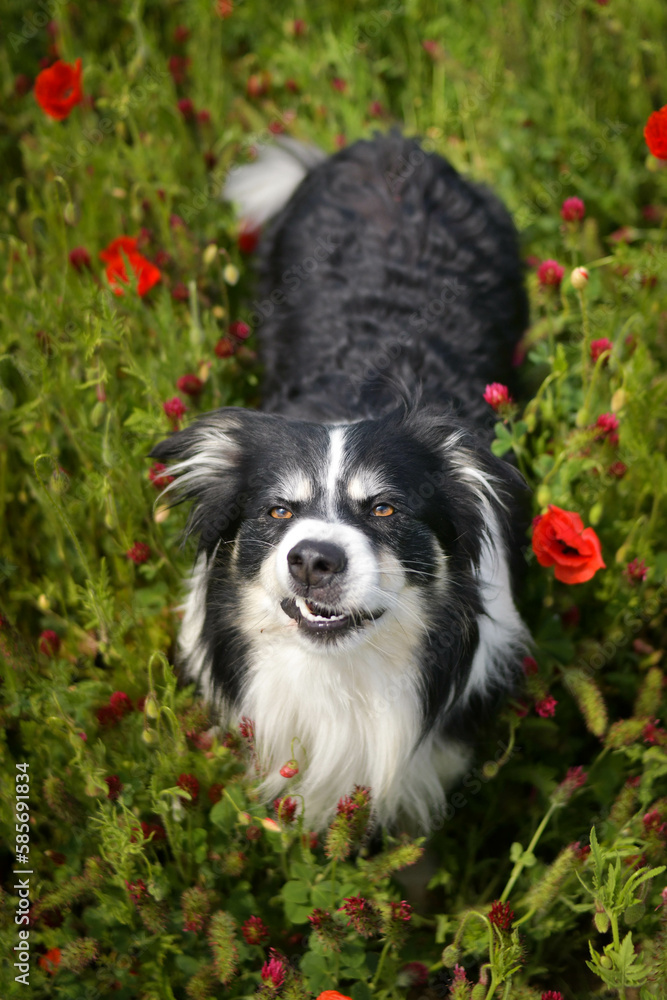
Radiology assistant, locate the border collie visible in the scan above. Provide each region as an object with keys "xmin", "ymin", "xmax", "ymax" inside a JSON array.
[{"xmin": 151, "ymin": 133, "xmax": 529, "ymax": 831}]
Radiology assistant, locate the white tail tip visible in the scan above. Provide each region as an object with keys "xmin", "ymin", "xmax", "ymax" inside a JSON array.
[{"xmin": 223, "ymin": 137, "xmax": 326, "ymax": 229}]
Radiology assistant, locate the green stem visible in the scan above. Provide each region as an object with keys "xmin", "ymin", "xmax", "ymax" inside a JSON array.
[
  {"xmin": 330, "ymin": 857, "xmax": 338, "ymax": 907},
  {"xmin": 372, "ymin": 939, "xmax": 392, "ymax": 989},
  {"xmin": 483, "ymin": 967, "xmax": 499, "ymax": 1000},
  {"xmin": 500, "ymin": 801, "xmax": 557, "ymax": 903},
  {"xmin": 578, "ymin": 286, "xmax": 591, "ymax": 384}
]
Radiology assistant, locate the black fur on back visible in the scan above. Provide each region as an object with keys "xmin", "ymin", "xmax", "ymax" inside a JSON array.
[{"xmin": 255, "ymin": 132, "xmax": 528, "ymax": 429}]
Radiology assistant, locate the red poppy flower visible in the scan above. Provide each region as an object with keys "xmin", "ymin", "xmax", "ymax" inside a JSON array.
[
  {"xmin": 644, "ymin": 105, "xmax": 667, "ymax": 160},
  {"xmin": 532, "ymin": 505, "xmax": 605, "ymax": 584},
  {"xmin": 280, "ymin": 759, "xmax": 299, "ymax": 778},
  {"xmin": 39, "ymin": 947, "xmax": 62, "ymax": 974},
  {"xmin": 35, "ymin": 58, "xmax": 83, "ymax": 120},
  {"xmin": 590, "ymin": 338, "xmax": 612, "ymax": 364},
  {"xmin": 99, "ymin": 236, "xmax": 161, "ymax": 297}
]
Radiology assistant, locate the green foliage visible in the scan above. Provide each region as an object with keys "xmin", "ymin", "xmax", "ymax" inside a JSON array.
[{"xmin": 1, "ymin": 1, "xmax": 667, "ymax": 998}]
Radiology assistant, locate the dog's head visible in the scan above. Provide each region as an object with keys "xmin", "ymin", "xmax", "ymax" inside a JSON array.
[{"xmin": 151, "ymin": 404, "xmax": 525, "ymax": 703}]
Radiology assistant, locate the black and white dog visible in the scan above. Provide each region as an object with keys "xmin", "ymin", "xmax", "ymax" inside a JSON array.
[{"xmin": 152, "ymin": 133, "xmax": 529, "ymax": 831}]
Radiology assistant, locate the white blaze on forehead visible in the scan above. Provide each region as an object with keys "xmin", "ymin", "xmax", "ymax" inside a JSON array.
[{"xmin": 325, "ymin": 426, "xmax": 347, "ymax": 509}]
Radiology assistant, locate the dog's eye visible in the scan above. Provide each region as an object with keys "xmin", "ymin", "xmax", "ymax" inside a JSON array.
[
  {"xmin": 371, "ymin": 503, "xmax": 395, "ymax": 517},
  {"xmin": 269, "ymin": 506, "xmax": 293, "ymax": 519}
]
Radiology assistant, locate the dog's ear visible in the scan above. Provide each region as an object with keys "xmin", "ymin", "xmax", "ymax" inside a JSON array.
[{"xmin": 149, "ymin": 407, "xmax": 253, "ymax": 552}]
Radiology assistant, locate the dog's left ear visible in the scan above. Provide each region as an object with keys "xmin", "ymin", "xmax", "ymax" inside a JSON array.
[
  {"xmin": 443, "ymin": 426, "xmax": 528, "ymax": 516},
  {"xmin": 149, "ymin": 407, "xmax": 256, "ymax": 551}
]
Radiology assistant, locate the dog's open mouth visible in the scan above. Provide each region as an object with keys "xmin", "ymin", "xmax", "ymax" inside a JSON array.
[{"xmin": 280, "ymin": 597, "xmax": 384, "ymax": 637}]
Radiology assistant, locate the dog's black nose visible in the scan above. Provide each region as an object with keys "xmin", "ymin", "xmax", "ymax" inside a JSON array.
[{"xmin": 287, "ymin": 540, "xmax": 347, "ymax": 588}]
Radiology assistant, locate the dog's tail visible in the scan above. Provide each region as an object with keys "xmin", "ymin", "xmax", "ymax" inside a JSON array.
[{"xmin": 223, "ymin": 137, "xmax": 325, "ymax": 229}]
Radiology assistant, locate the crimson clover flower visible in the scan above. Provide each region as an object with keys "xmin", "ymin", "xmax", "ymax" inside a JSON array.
[
  {"xmin": 488, "ymin": 899, "xmax": 514, "ymax": 930},
  {"xmin": 230, "ymin": 320, "xmax": 251, "ymax": 340},
  {"xmin": 148, "ymin": 462, "xmax": 174, "ymax": 490},
  {"xmin": 238, "ymin": 224, "xmax": 260, "ymax": 254},
  {"xmin": 109, "ymin": 691, "xmax": 133, "ymax": 715},
  {"xmin": 163, "ymin": 396, "xmax": 187, "ymax": 428},
  {"xmin": 338, "ymin": 896, "xmax": 381, "ymax": 937},
  {"xmin": 176, "ymin": 773, "xmax": 200, "ymax": 805},
  {"xmin": 69, "ymin": 246, "xmax": 91, "ymax": 272},
  {"xmin": 561, "ymin": 196, "xmax": 585, "ymax": 222},
  {"xmin": 535, "ymin": 694, "xmax": 557, "ymax": 718},
  {"xmin": 125, "ymin": 879, "xmax": 147, "ymax": 904},
  {"xmin": 625, "ymin": 558, "xmax": 648, "ymax": 584},
  {"xmin": 552, "ymin": 766, "xmax": 588, "ymax": 805},
  {"xmin": 39, "ymin": 629, "xmax": 61, "ymax": 656},
  {"xmin": 537, "ymin": 259, "xmax": 565, "ymax": 287},
  {"xmin": 214, "ymin": 336, "xmax": 235, "ymax": 358},
  {"xmin": 168, "ymin": 55, "xmax": 190, "ymax": 85},
  {"xmin": 595, "ymin": 412, "xmax": 619, "ymax": 445},
  {"xmin": 104, "ymin": 775, "xmax": 123, "ymax": 801},
  {"xmin": 141, "ymin": 821, "xmax": 166, "ymax": 842},
  {"xmin": 126, "ymin": 542, "xmax": 150, "ymax": 564},
  {"xmin": 274, "ymin": 796, "xmax": 298, "ymax": 823},
  {"xmin": 242, "ymin": 915, "xmax": 270, "ymax": 945},
  {"xmin": 176, "ymin": 374, "xmax": 203, "ymax": 396},
  {"xmin": 261, "ymin": 950, "xmax": 286, "ymax": 987},
  {"xmin": 483, "ymin": 382, "xmax": 512, "ymax": 410}
]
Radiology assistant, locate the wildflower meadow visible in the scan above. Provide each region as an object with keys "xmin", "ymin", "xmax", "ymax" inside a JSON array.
[{"xmin": 2, "ymin": 1, "xmax": 667, "ymax": 998}]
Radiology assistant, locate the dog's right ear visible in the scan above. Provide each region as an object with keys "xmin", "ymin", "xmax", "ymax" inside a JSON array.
[{"xmin": 149, "ymin": 407, "xmax": 250, "ymax": 552}]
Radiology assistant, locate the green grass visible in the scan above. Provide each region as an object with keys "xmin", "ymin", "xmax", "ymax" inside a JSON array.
[{"xmin": 1, "ymin": 1, "xmax": 667, "ymax": 998}]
